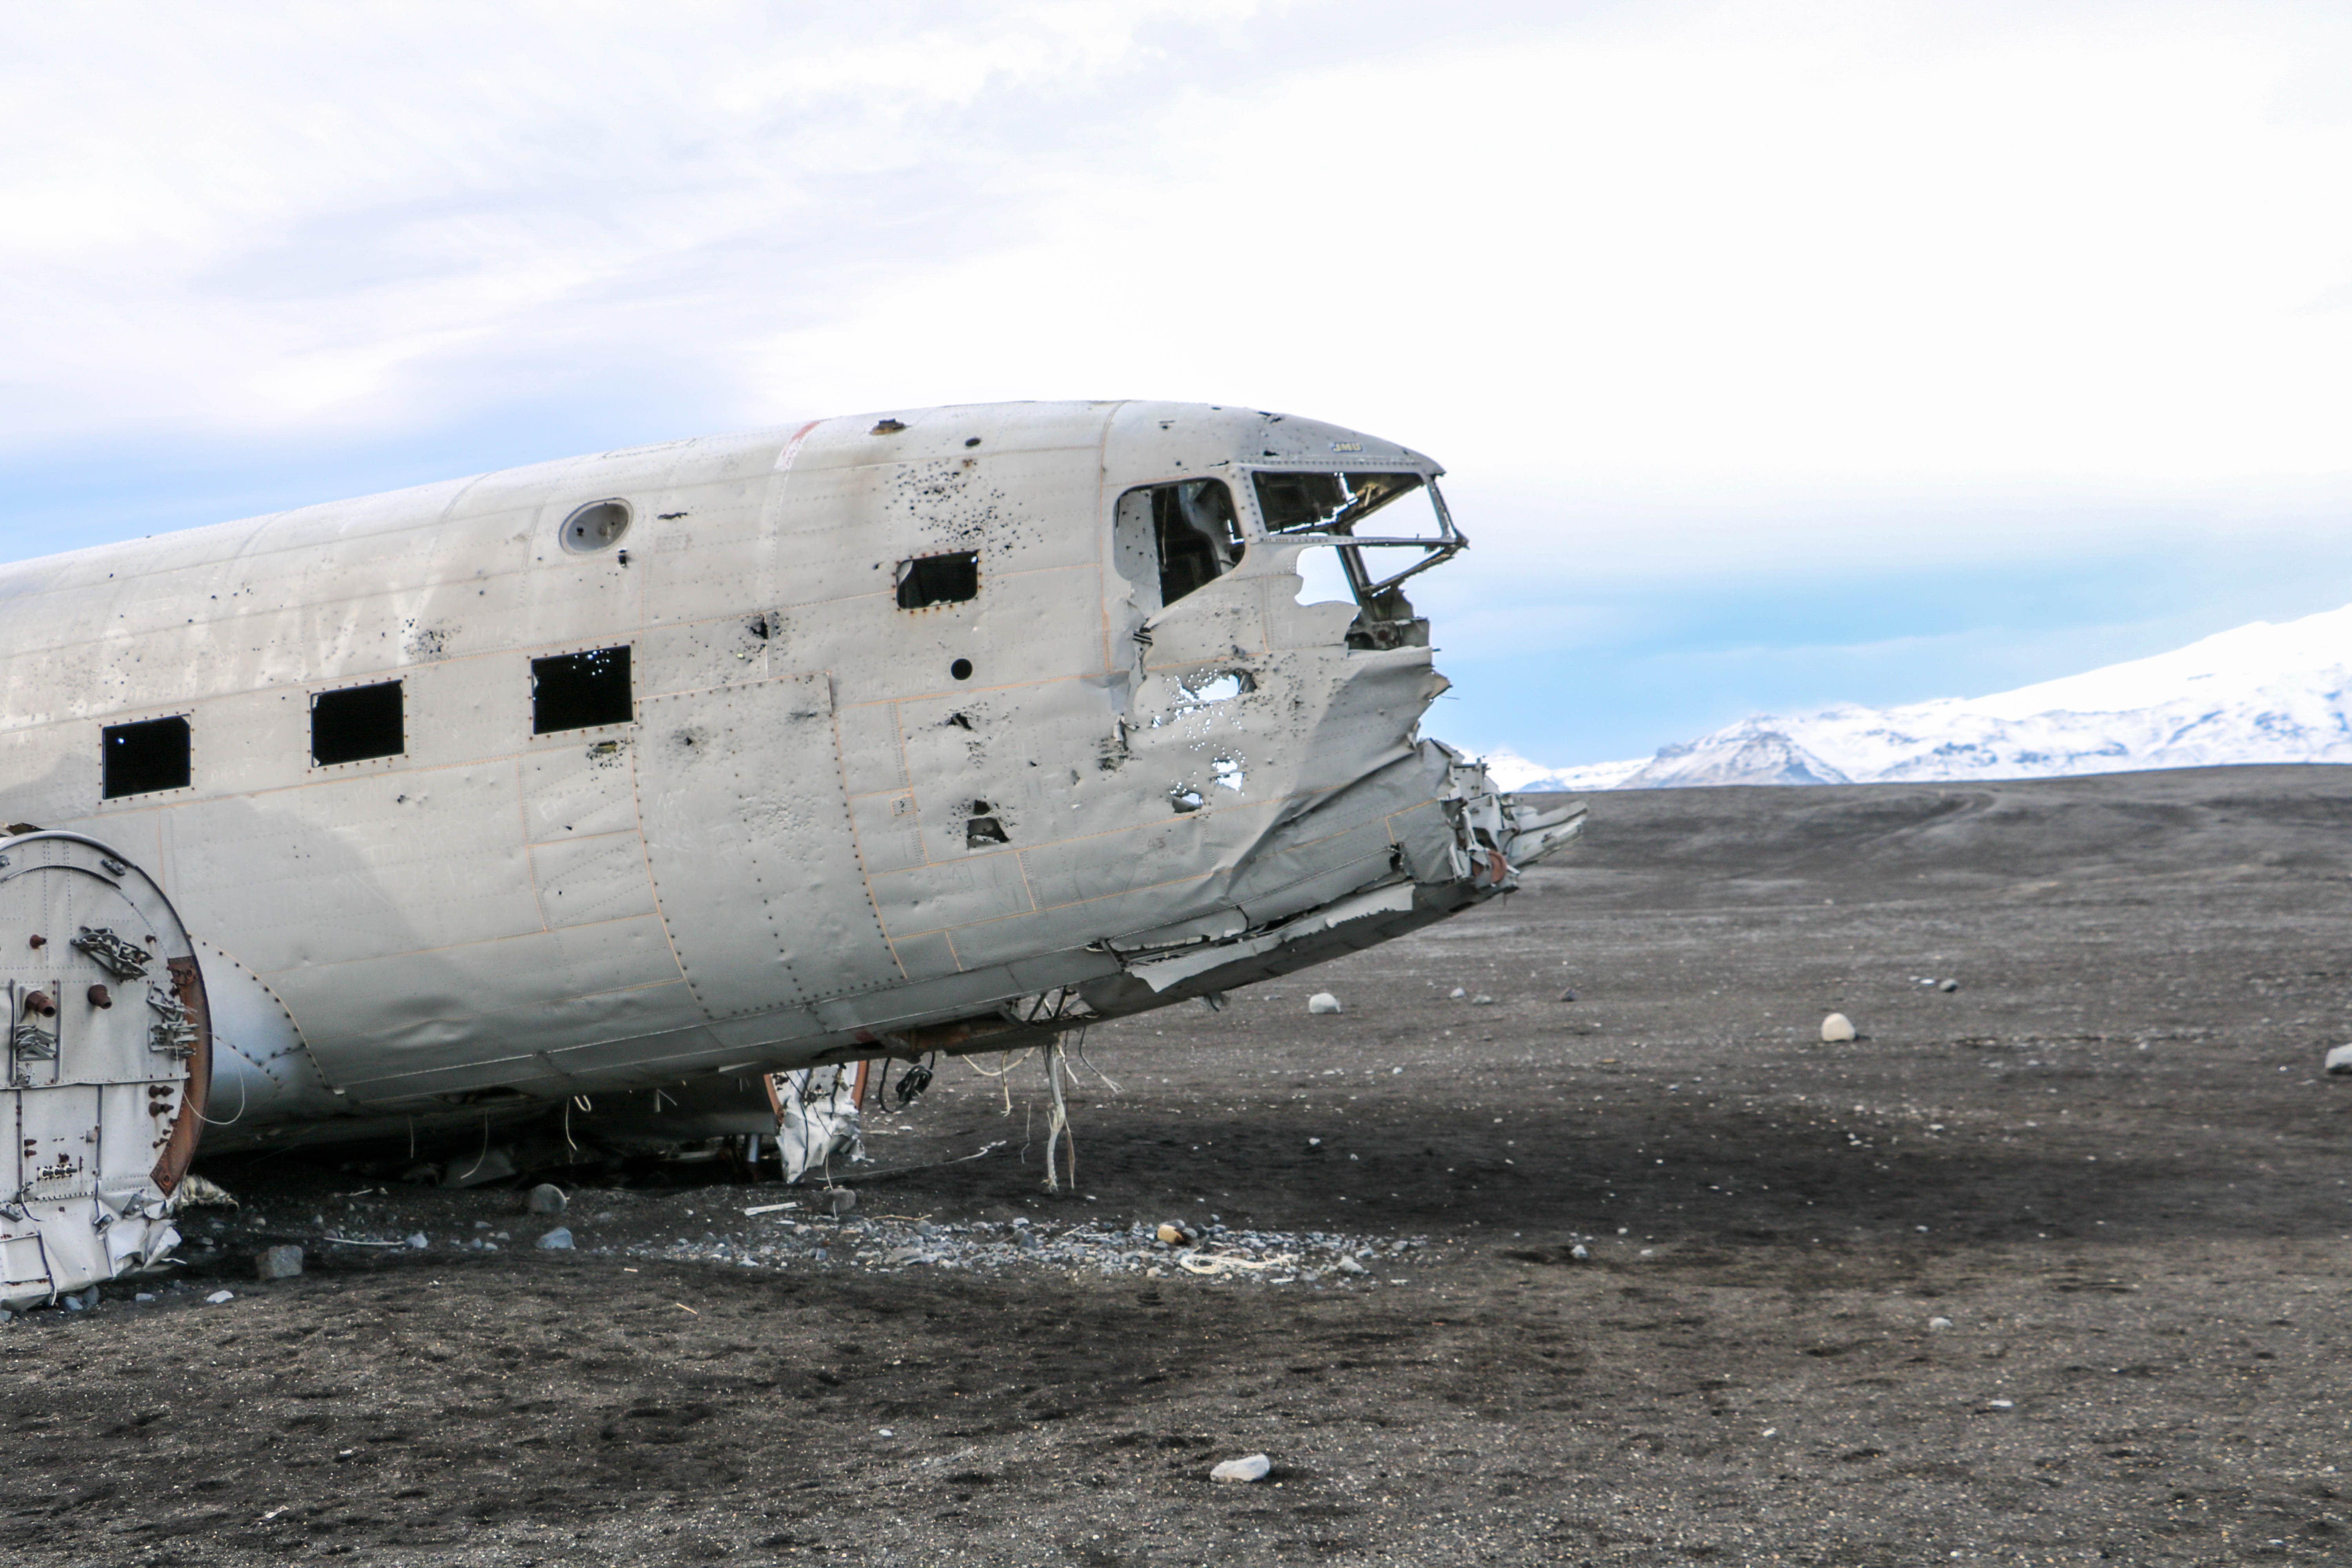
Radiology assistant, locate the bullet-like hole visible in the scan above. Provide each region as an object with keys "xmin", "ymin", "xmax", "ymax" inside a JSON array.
[
  {"xmin": 964, "ymin": 437, "xmax": 982, "ymax": 448},
  {"xmin": 950, "ymin": 659, "xmax": 973, "ymax": 681}
]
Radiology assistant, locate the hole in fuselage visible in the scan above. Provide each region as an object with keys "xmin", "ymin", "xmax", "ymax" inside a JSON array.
[
  {"xmin": 310, "ymin": 681, "xmax": 404, "ymax": 767},
  {"xmin": 101, "ymin": 716, "xmax": 191, "ymax": 798},
  {"xmin": 950, "ymin": 658, "xmax": 974, "ymax": 681},
  {"xmin": 533, "ymin": 646, "xmax": 633, "ymax": 734},
  {"xmin": 1114, "ymin": 480, "xmax": 1244, "ymax": 611},
  {"xmin": 897, "ymin": 552, "xmax": 979, "ymax": 609}
]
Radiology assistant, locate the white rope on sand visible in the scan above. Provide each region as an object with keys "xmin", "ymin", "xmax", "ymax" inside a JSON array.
[{"xmin": 1178, "ymin": 1252, "xmax": 1299, "ymax": 1276}]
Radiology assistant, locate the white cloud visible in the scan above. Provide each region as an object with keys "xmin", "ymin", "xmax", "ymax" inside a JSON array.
[{"xmin": 2, "ymin": 0, "xmax": 2350, "ymax": 575}]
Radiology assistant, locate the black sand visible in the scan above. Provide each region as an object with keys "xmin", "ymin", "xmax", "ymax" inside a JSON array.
[{"xmin": 5, "ymin": 764, "xmax": 2348, "ymax": 1565}]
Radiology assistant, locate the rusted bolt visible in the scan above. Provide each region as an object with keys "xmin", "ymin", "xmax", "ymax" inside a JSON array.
[
  {"xmin": 23, "ymin": 991, "xmax": 56, "ymax": 1018},
  {"xmin": 27, "ymin": 935, "xmax": 44, "ymax": 949},
  {"xmin": 87, "ymin": 985, "xmax": 112, "ymax": 1009}
]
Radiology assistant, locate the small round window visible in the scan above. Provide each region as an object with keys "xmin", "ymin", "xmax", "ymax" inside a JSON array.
[{"xmin": 559, "ymin": 499, "xmax": 632, "ymax": 554}]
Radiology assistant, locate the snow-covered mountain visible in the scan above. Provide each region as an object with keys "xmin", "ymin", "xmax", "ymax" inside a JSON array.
[{"xmin": 1496, "ymin": 601, "xmax": 2352, "ymax": 790}]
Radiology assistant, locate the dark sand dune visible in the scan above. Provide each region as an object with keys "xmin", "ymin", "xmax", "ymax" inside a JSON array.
[{"xmin": 4, "ymin": 765, "xmax": 2347, "ymax": 1564}]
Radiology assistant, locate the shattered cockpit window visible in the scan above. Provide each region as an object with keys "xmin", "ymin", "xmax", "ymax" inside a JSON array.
[
  {"xmin": 1249, "ymin": 470, "xmax": 1465, "ymax": 648},
  {"xmin": 1252, "ymin": 471, "xmax": 1432, "ymax": 537},
  {"xmin": 1115, "ymin": 479, "xmax": 1245, "ymax": 608}
]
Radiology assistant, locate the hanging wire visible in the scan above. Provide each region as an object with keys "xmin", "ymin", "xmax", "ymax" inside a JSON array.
[
  {"xmin": 1067, "ymin": 1026, "xmax": 1120, "ymax": 1093},
  {"xmin": 1041, "ymin": 1037, "xmax": 1076, "ymax": 1192},
  {"xmin": 446, "ymin": 1111, "xmax": 492, "ymax": 1183},
  {"xmin": 196, "ymin": 1071, "xmax": 249, "ymax": 1127},
  {"xmin": 964, "ymin": 1047, "xmax": 1035, "ymax": 1116}
]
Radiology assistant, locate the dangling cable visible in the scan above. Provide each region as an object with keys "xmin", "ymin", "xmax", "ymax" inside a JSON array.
[
  {"xmin": 196, "ymin": 1070, "xmax": 249, "ymax": 1127},
  {"xmin": 1069, "ymin": 1026, "xmax": 1119, "ymax": 1093},
  {"xmin": 447, "ymin": 1111, "xmax": 492, "ymax": 1184},
  {"xmin": 1042, "ymin": 1037, "xmax": 1075, "ymax": 1192}
]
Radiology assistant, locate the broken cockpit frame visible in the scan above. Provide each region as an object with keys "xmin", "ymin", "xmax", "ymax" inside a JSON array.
[{"xmin": 1250, "ymin": 470, "xmax": 1466, "ymax": 651}]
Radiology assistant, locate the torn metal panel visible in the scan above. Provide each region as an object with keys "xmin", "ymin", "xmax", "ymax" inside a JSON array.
[
  {"xmin": 1095, "ymin": 744, "xmax": 1586, "ymax": 1007},
  {"xmin": 768, "ymin": 1065, "xmax": 864, "ymax": 1182},
  {"xmin": 0, "ymin": 832, "xmax": 203, "ymax": 1308}
]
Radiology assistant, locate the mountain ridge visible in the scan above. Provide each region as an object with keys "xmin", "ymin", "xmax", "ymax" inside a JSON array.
[{"xmin": 1489, "ymin": 601, "xmax": 2352, "ymax": 791}]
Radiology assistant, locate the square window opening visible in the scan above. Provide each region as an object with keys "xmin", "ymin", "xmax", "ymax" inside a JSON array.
[
  {"xmin": 896, "ymin": 551, "xmax": 980, "ymax": 610},
  {"xmin": 102, "ymin": 716, "xmax": 191, "ymax": 799},
  {"xmin": 311, "ymin": 681, "xmax": 404, "ymax": 767},
  {"xmin": 532, "ymin": 646, "xmax": 633, "ymax": 735}
]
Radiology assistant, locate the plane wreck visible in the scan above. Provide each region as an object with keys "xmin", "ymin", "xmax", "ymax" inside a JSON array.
[{"xmin": 0, "ymin": 400, "xmax": 1579, "ymax": 1305}]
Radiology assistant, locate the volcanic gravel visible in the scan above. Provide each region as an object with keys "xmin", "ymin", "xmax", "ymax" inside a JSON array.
[{"xmin": 2, "ymin": 763, "xmax": 2348, "ymax": 1566}]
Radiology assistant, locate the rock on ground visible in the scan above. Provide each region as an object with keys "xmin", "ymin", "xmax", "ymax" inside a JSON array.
[{"xmin": 254, "ymin": 1245, "xmax": 303, "ymax": 1281}]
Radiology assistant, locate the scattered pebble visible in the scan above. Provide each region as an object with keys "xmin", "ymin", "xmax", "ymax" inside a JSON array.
[
  {"xmin": 536, "ymin": 1228, "xmax": 575, "ymax": 1250},
  {"xmin": 1928, "ymin": 1316, "xmax": 1955, "ymax": 1332},
  {"xmin": 2325, "ymin": 1044, "xmax": 2352, "ymax": 1076},
  {"xmin": 205, "ymin": 1290, "xmax": 236, "ymax": 1305},
  {"xmin": 1335, "ymin": 1254, "xmax": 1367, "ymax": 1274},
  {"xmin": 134, "ymin": 1292, "xmax": 157, "ymax": 1303},
  {"xmin": 1557, "ymin": 989, "xmax": 1577, "ymax": 1002},
  {"xmin": 1820, "ymin": 1013, "xmax": 1857, "ymax": 1043},
  {"xmin": 1987, "ymin": 1398, "xmax": 2014, "ymax": 1410},
  {"xmin": 255, "ymin": 1244, "xmax": 304, "ymax": 1281},
  {"xmin": 1307, "ymin": 993, "xmax": 1343, "ymax": 1015},
  {"xmin": 1570, "ymin": 1243, "xmax": 1590, "ymax": 1261},
  {"xmin": 1938, "ymin": 979, "xmax": 1960, "ymax": 993},
  {"xmin": 1156, "ymin": 1222, "xmax": 1193, "ymax": 1245},
  {"xmin": 1448, "ymin": 987, "xmax": 1466, "ymax": 999},
  {"xmin": 406, "ymin": 1232, "xmax": 429, "ymax": 1250},
  {"xmin": 1470, "ymin": 995, "xmax": 1494, "ymax": 1005},
  {"xmin": 526, "ymin": 1183, "xmax": 568, "ymax": 1216},
  {"xmin": 1210, "ymin": 1454, "xmax": 1272, "ymax": 1483},
  {"xmin": 815, "ymin": 1187, "xmax": 858, "ymax": 1216}
]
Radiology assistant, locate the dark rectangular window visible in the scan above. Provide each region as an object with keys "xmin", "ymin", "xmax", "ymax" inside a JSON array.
[
  {"xmin": 895, "ymin": 551, "xmax": 979, "ymax": 609},
  {"xmin": 102, "ymin": 716, "xmax": 191, "ymax": 799},
  {"xmin": 311, "ymin": 681, "xmax": 403, "ymax": 766},
  {"xmin": 532, "ymin": 646, "xmax": 632, "ymax": 735},
  {"xmin": 1114, "ymin": 479, "xmax": 1245, "ymax": 608}
]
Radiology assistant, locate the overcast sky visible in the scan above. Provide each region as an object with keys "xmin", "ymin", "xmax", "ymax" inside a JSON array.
[{"xmin": 6, "ymin": 2, "xmax": 2351, "ymax": 764}]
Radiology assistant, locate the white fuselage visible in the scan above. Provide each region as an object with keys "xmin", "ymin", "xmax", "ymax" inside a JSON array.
[{"xmin": 0, "ymin": 401, "xmax": 1553, "ymax": 1151}]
